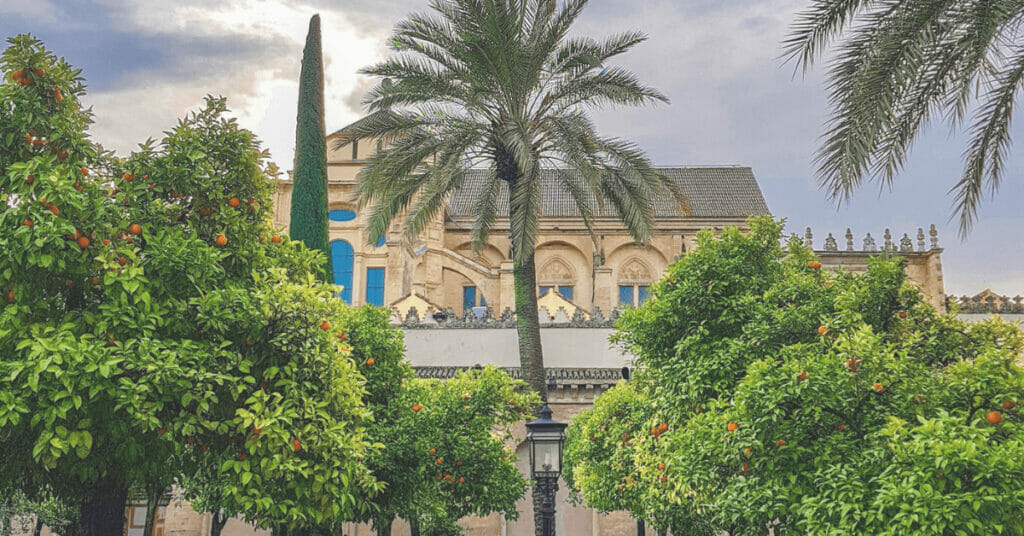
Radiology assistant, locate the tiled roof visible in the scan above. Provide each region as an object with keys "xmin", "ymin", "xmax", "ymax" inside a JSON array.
[{"xmin": 447, "ymin": 167, "xmax": 770, "ymax": 219}]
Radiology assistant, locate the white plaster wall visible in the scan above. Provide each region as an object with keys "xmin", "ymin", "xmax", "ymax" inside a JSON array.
[{"xmin": 402, "ymin": 328, "xmax": 631, "ymax": 368}]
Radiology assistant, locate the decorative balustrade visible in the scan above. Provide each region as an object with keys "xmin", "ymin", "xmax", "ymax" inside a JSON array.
[
  {"xmin": 948, "ymin": 294, "xmax": 1024, "ymax": 315},
  {"xmin": 395, "ymin": 305, "xmax": 622, "ymax": 328},
  {"xmin": 796, "ymin": 224, "xmax": 940, "ymax": 253}
]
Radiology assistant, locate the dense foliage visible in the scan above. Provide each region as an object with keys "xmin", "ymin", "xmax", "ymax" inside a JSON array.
[
  {"xmin": 289, "ymin": 14, "xmax": 332, "ymax": 279},
  {"xmin": 0, "ymin": 35, "xmax": 379, "ymax": 533},
  {"xmin": 566, "ymin": 218, "xmax": 1024, "ymax": 535}
]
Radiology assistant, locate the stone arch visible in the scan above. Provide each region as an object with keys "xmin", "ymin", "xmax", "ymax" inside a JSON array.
[
  {"xmin": 618, "ymin": 257, "xmax": 654, "ymax": 285},
  {"xmin": 538, "ymin": 257, "xmax": 576, "ymax": 286}
]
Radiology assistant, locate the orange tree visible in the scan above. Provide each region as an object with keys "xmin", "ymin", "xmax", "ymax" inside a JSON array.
[
  {"xmin": 0, "ymin": 36, "xmax": 379, "ymax": 534},
  {"xmin": 565, "ymin": 218, "xmax": 1024, "ymax": 534},
  {"xmin": 376, "ymin": 366, "xmax": 539, "ymax": 536}
]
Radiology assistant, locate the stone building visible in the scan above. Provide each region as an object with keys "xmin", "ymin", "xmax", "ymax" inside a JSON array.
[{"xmin": 143, "ymin": 121, "xmax": 948, "ymax": 536}]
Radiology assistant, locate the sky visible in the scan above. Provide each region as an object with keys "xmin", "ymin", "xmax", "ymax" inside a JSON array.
[{"xmin": 3, "ymin": 0, "xmax": 1023, "ymax": 296}]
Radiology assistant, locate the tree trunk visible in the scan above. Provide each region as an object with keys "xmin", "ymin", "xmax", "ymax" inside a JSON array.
[
  {"xmin": 73, "ymin": 485, "xmax": 126, "ymax": 536},
  {"xmin": 512, "ymin": 251, "xmax": 547, "ymax": 399},
  {"xmin": 32, "ymin": 516, "xmax": 44, "ymax": 536},
  {"xmin": 142, "ymin": 483, "xmax": 163, "ymax": 536},
  {"xmin": 210, "ymin": 510, "xmax": 229, "ymax": 536},
  {"xmin": 409, "ymin": 521, "xmax": 420, "ymax": 536}
]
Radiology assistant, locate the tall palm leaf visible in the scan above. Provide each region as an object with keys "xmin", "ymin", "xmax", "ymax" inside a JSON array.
[
  {"xmin": 786, "ymin": 0, "xmax": 1024, "ymax": 236},
  {"xmin": 342, "ymin": 0, "xmax": 668, "ymax": 401}
]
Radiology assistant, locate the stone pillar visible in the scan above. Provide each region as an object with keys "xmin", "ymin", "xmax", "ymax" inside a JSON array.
[
  {"xmin": 594, "ymin": 267, "xmax": 614, "ymax": 314},
  {"xmin": 499, "ymin": 260, "xmax": 515, "ymax": 313}
]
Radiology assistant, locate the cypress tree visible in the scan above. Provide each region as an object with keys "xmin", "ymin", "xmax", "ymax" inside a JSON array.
[{"xmin": 290, "ymin": 13, "xmax": 332, "ymax": 280}]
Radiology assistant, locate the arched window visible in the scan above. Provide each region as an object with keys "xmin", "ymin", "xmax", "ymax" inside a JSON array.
[
  {"xmin": 538, "ymin": 258, "xmax": 575, "ymax": 301},
  {"xmin": 331, "ymin": 240, "xmax": 354, "ymax": 304},
  {"xmin": 618, "ymin": 258, "xmax": 653, "ymax": 307}
]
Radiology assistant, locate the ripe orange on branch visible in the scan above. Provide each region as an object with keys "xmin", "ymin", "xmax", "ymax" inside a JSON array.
[
  {"xmin": 292, "ymin": 438, "xmax": 302, "ymax": 452},
  {"xmin": 727, "ymin": 421, "xmax": 739, "ymax": 432},
  {"xmin": 129, "ymin": 224, "xmax": 142, "ymax": 235},
  {"xmin": 214, "ymin": 234, "xmax": 228, "ymax": 247},
  {"xmin": 988, "ymin": 411, "xmax": 1003, "ymax": 425},
  {"xmin": 77, "ymin": 236, "xmax": 90, "ymax": 249},
  {"xmin": 228, "ymin": 197, "xmax": 240, "ymax": 208}
]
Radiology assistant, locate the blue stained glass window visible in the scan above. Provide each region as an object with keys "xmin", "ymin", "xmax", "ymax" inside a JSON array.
[
  {"xmin": 374, "ymin": 235, "xmax": 386, "ymax": 247},
  {"xmin": 328, "ymin": 210, "xmax": 356, "ymax": 222},
  {"xmin": 365, "ymin": 268, "xmax": 385, "ymax": 306},
  {"xmin": 638, "ymin": 286, "xmax": 649, "ymax": 305},
  {"xmin": 463, "ymin": 286, "xmax": 477, "ymax": 312},
  {"xmin": 539, "ymin": 286, "xmax": 553, "ymax": 297},
  {"xmin": 557, "ymin": 286, "xmax": 574, "ymax": 301},
  {"xmin": 331, "ymin": 241, "xmax": 354, "ymax": 304},
  {"xmin": 619, "ymin": 285, "xmax": 634, "ymax": 306}
]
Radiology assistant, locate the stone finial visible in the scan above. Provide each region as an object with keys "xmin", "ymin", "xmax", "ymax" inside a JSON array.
[
  {"xmin": 804, "ymin": 227, "xmax": 813, "ymax": 248},
  {"xmin": 570, "ymin": 307, "xmax": 587, "ymax": 325},
  {"xmin": 404, "ymin": 307, "xmax": 421, "ymax": 326},
  {"xmin": 845, "ymin": 228, "xmax": 854, "ymax": 251},
  {"xmin": 883, "ymin": 229, "xmax": 893, "ymax": 252},
  {"xmin": 500, "ymin": 307, "xmax": 515, "ymax": 322},
  {"xmin": 1014, "ymin": 296, "xmax": 1023, "ymax": 313},
  {"xmin": 824, "ymin": 233, "xmax": 838, "ymax": 252},
  {"xmin": 929, "ymin": 224, "xmax": 939, "ymax": 249},
  {"xmin": 899, "ymin": 233, "xmax": 913, "ymax": 252},
  {"xmin": 863, "ymin": 232, "xmax": 877, "ymax": 252},
  {"xmin": 591, "ymin": 307, "xmax": 607, "ymax": 325},
  {"xmin": 916, "ymin": 228, "xmax": 926, "ymax": 251}
]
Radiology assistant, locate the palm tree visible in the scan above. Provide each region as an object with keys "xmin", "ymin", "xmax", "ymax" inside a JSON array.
[
  {"xmin": 786, "ymin": 0, "xmax": 1024, "ymax": 236},
  {"xmin": 342, "ymin": 0, "xmax": 668, "ymax": 400}
]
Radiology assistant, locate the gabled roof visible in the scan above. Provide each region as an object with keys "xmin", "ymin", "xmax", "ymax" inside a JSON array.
[{"xmin": 447, "ymin": 166, "xmax": 770, "ymax": 219}]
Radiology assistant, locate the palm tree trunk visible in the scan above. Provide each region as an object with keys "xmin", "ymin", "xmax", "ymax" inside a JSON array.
[{"xmin": 512, "ymin": 251, "xmax": 547, "ymax": 399}]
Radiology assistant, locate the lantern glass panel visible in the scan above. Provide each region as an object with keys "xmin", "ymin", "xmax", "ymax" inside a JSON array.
[{"xmin": 532, "ymin": 439, "xmax": 561, "ymax": 475}]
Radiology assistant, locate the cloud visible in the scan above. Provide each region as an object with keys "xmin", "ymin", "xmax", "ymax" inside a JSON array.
[{"xmin": 4, "ymin": 0, "xmax": 1024, "ymax": 293}]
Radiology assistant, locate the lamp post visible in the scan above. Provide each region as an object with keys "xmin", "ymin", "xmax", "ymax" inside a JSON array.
[{"xmin": 526, "ymin": 405, "xmax": 567, "ymax": 536}]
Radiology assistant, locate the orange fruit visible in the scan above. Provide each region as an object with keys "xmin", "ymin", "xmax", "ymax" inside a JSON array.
[
  {"xmin": 660, "ymin": 475, "xmax": 668, "ymax": 482},
  {"xmin": 48, "ymin": 204, "xmax": 58, "ymax": 216},
  {"xmin": 837, "ymin": 424, "xmax": 846, "ymax": 431},
  {"xmin": 25, "ymin": 175, "xmax": 34, "ymax": 184},
  {"xmin": 77, "ymin": 236, "xmax": 90, "ymax": 248},
  {"xmin": 657, "ymin": 463, "xmax": 666, "ymax": 471},
  {"xmin": 292, "ymin": 439, "xmax": 302, "ymax": 452},
  {"xmin": 817, "ymin": 325, "xmax": 827, "ymax": 335},
  {"xmin": 90, "ymin": 277, "xmax": 100, "ymax": 285},
  {"xmin": 898, "ymin": 311, "xmax": 907, "ymax": 319},
  {"xmin": 988, "ymin": 411, "xmax": 1003, "ymax": 425},
  {"xmin": 366, "ymin": 358, "xmax": 375, "ymax": 366},
  {"xmin": 798, "ymin": 371, "xmax": 808, "ymax": 381},
  {"xmin": 1003, "ymin": 400, "xmax": 1015, "ymax": 410},
  {"xmin": 117, "ymin": 256, "xmax": 127, "ymax": 266},
  {"xmin": 808, "ymin": 261, "xmax": 822, "ymax": 270},
  {"xmin": 915, "ymin": 394, "xmax": 924, "ymax": 404},
  {"xmin": 435, "ymin": 474, "xmax": 442, "ymax": 480},
  {"xmin": 214, "ymin": 234, "xmax": 227, "ymax": 247},
  {"xmin": 6, "ymin": 291, "xmax": 13, "ymax": 302},
  {"xmin": 319, "ymin": 320, "xmax": 330, "ymax": 331},
  {"xmin": 336, "ymin": 332, "xmax": 347, "ymax": 341},
  {"xmin": 436, "ymin": 458, "xmax": 443, "ymax": 465},
  {"xmin": 11, "ymin": 69, "xmax": 24, "ymax": 80},
  {"xmin": 458, "ymin": 476, "xmax": 465, "ymax": 483},
  {"xmin": 777, "ymin": 439, "xmax": 787, "ymax": 447},
  {"xmin": 429, "ymin": 448, "xmax": 436, "ymax": 454},
  {"xmin": 54, "ymin": 87, "xmax": 62, "ymax": 102},
  {"xmin": 32, "ymin": 68, "xmax": 44, "ymax": 77},
  {"xmin": 740, "ymin": 463, "xmax": 749, "ymax": 474},
  {"xmin": 102, "ymin": 239, "xmax": 111, "ymax": 246},
  {"xmin": 80, "ymin": 167, "xmax": 88, "ymax": 176},
  {"xmin": 129, "ymin": 224, "xmax": 142, "ymax": 235},
  {"xmin": 872, "ymin": 383, "xmax": 884, "ymax": 393},
  {"xmin": 23, "ymin": 219, "xmax": 33, "ymax": 227},
  {"xmin": 238, "ymin": 453, "xmax": 248, "ymax": 461},
  {"xmin": 411, "ymin": 404, "xmax": 424, "ymax": 412},
  {"xmin": 727, "ymin": 421, "xmax": 738, "ymax": 432},
  {"xmin": 271, "ymin": 235, "xmax": 282, "ymax": 244},
  {"xmin": 228, "ymin": 197, "xmax": 240, "ymax": 208},
  {"xmin": 743, "ymin": 447, "xmax": 752, "ymax": 457}
]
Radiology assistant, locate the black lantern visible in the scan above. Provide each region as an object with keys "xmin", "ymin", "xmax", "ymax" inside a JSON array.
[{"xmin": 526, "ymin": 405, "xmax": 567, "ymax": 536}]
